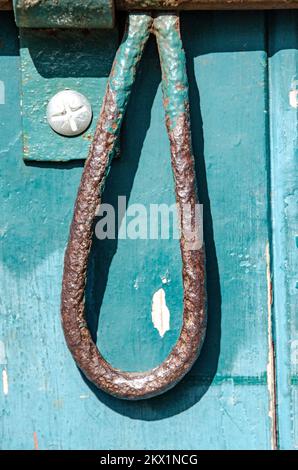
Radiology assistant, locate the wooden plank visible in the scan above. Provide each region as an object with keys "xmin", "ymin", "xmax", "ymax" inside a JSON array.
[
  {"xmin": 0, "ymin": 11, "xmax": 273, "ymax": 449},
  {"xmin": 268, "ymin": 11, "xmax": 298, "ymax": 450}
]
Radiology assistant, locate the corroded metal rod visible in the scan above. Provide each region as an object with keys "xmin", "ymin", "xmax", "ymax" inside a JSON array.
[
  {"xmin": 61, "ymin": 12, "xmax": 207, "ymax": 400},
  {"xmin": 1, "ymin": 0, "xmax": 297, "ymax": 10}
]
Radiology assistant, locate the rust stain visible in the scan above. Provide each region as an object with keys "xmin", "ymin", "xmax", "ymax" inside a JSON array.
[
  {"xmin": 82, "ymin": 133, "xmax": 93, "ymax": 142},
  {"xmin": 266, "ymin": 242, "xmax": 278, "ymax": 449},
  {"xmin": 33, "ymin": 431, "xmax": 38, "ymax": 450}
]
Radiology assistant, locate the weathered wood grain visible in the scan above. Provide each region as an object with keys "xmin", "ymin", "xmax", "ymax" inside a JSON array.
[{"xmin": 268, "ymin": 11, "xmax": 298, "ymax": 450}]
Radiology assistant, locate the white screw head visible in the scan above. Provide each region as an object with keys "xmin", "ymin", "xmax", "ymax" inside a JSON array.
[{"xmin": 47, "ymin": 89, "xmax": 92, "ymax": 137}]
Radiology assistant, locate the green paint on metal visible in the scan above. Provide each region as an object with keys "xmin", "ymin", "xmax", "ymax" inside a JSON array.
[
  {"xmin": 19, "ymin": 28, "xmax": 118, "ymax": 162},
  {"xmin": 154, "ymin": 13, "xmax": 189, "ymax": 131},
  {"xmin": 13, "ymin": 0, "xmax": 115, "ymax": 29},
  {"xmin": 105, "ymin": 14, "xmax": 152, "ymax": 136}
]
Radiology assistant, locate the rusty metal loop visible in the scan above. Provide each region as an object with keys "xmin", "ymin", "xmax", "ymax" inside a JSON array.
[{"xmin": 61, "ymin": 12, "xmax": 207, "ymax": 400}]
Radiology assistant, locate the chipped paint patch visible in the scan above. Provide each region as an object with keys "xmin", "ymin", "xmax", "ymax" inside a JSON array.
[
  {"xmin": 151, "ymin": 288, "xmax": 170, "ymax": 338},
  {"xmin": 2, "ymin": 368, "xmax": 8, "ymax": 395},
  {"xmin": 289, "ymin": 89, "xmax": 298, "ymax": 108},
  {"xmin": 266, "ymin": 242, "xmax": 278, "ymax": 449},
  {"xmin": 0, "ymin": 340, "xmax": 7, "ymax": 364},
  {"xmin": 79, "ymin": 394, "xmax": 90, "ymax": 399},
  {"xmin": 160, "ymin": 270, "xmax": 171, "ymax": 285},
  {"xmin": 0, "ymin": 80, "xmax": 4, "ymax": 104},
  {"xmin": 289, "ymin": 80, "xmax": 298, "ymax": 109}
]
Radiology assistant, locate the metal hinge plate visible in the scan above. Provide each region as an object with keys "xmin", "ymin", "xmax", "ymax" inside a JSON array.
[
  {"xmin": 13, "ymin": 0, "xmax": 115, "ymax": 29},
  {"xmin": 20, "ymin": 27, "xmax": 118, "ymax": 162}
]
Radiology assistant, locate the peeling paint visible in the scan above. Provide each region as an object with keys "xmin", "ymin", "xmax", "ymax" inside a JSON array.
[
  {"xmin": 0, "ymin": 340, "xmax": 7, "ymax": 364},
  {"xmin": 289, "ymin": 89, "xmax": 298, "ymax": 109},
  {"xmin": 79, "ymin": 394, "xmax": 90, "ymax": 399},
  {"xmin": 239, "ymin": 260, "xmax": 251, "ymax": 268},
  {"xmin": 0, "ymin": 80, "xmax": 4, "ymax": 104},
  {"xmin": 160, "ymin": 271, "xmax": 171, "ymax": 285},
  {"xmin": 289, "ymin": 81, "xmax": 298, "ymax": 108},
  {"xmin": 151, "ymin": 288, "xmax": 170, "ymax": 338},
  {"xmin": 2, "ymin": 368, "xmax": 8, "ymax": 395}
]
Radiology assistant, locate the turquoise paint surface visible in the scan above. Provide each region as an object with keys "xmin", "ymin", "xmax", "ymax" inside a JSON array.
[
  {"xmin": 93, "ymin": 37, "xmax": 183, "ymax": 371},
  {"xmin": 0, "ymin": 11, "xmax": 276, "ymax": 449},
  {"xmin": 268, "ymin": 11, "xmax": 298, "ymax": 450}
]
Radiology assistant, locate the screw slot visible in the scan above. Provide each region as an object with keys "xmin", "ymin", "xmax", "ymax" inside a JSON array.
[{"xmin": 47, "ymin": 90, "xmax": 93, "ymax": 137}]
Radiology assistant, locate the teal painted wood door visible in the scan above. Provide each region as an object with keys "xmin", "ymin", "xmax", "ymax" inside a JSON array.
[{"xmin": 0, "ymin": 10, "xmax": 297, "ymax": 450}]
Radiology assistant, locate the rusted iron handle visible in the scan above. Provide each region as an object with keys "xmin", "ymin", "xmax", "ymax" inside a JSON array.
[{"xmin": 61, "ymin": 12, "xmax": 207, "ymax": 400}]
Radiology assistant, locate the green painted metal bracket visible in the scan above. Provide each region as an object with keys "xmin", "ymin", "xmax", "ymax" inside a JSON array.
[
  {"xmin": 20, "ymin": 28, "xmax": 118, "ymax": 162},
  {"xmin": 13, "ymin": 0, "xmax": 115, "ymax": 29}
]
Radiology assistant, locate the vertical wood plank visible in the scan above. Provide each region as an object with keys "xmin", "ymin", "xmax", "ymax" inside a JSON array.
[{"xmin": 268, "ymin": 11, "xmax": 298, "ymax": 450}]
